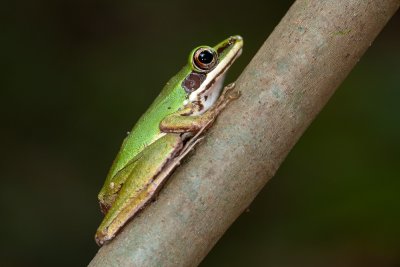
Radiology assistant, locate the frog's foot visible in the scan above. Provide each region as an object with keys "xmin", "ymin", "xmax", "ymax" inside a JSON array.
[
  {"xmin": 221, "ymin": 82, "xmax": 241, "ymax": 100},
  {"xmin": 178, "ymin": 135, "xmax": 204, "ymax": 159},
  {"xmin": 212, "ymin": 82, "xmax": 241, "ymax": 114},
  {"xmin": 179, "ymin": 121, "xmax": 210, "ymax": 156}
]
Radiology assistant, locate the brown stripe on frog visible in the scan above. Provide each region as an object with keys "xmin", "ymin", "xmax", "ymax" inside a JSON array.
[
  {"xmin": 199, "ymin": 51, "xmax": 237, "ymax": 95},
  {"xmin": 191, "ymin": 99, "xmax": 204, "ymax": 113},
  {"xmin": 217, "ymin": 37, "xmax": 237, "ymax": 54},
  {"xmin": 183, "ymin": 37, "xmax": 238, "ymax": 95}
]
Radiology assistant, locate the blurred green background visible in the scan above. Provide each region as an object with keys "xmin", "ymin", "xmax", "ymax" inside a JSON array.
[{"xmin": 2, "ymin": 0, "xmax": 399, "ymax": 266}]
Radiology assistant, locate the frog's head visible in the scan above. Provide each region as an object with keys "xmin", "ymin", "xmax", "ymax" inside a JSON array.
[{"xmin": 182, "ymin": 35, "xmax": 243, "ymax": 115}]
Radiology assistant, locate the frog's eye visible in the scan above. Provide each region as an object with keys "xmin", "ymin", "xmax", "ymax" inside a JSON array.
[{"xmin": 193, "ymin": 47, "xmax": 218, "ymax": 72}]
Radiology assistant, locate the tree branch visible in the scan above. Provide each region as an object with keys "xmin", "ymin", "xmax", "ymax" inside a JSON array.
[{"xmin": 89, "ymin": 0, "xmax": 399, "ymax": 266}]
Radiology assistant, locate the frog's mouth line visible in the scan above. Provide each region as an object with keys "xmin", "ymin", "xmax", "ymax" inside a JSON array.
[
  {"xmin": 188, "ymin": 47, "xmax": 241, "ymax": 116},
  {"xmin": 202, "ymin": 47, "xmax": 242, "ymax": 94},
  {"xmin": 188, "ymin": 38, "xmax": 243, "ymax": 103}
]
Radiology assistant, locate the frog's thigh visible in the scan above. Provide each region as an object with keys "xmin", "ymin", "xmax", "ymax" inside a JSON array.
[
  {"xmin": 121, "ymin": 134, "xmax": 183, "ymax": 194},
  {"xmin": 100, "ymin": 134, "xmax": 183, "ymax": 228},
  {"xmin": 99, "ymin": 153, "xmax": 142, "ymax": 211}
]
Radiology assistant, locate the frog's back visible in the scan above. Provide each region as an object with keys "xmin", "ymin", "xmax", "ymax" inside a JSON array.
[{"xmin": 106, "ymin": 66, "xmax": 189, "ymax": 180}]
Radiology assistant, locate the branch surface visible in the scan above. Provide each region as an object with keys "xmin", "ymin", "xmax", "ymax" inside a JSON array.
[{"xmin": 89, "ymin": 0, "xmax": 400, "ymax": 266}]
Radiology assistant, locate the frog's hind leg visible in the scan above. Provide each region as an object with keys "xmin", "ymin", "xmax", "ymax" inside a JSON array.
[
  {"xmin": 95, "ymin": 134, "xmax": 183, "ymax": 245},
  {"xmin": 98, "ymin": 152, "xmax": 144, "ymax": 214}
]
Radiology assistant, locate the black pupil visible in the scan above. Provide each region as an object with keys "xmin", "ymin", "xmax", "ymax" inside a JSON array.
[{"xmin": 198, "ymin": 50, "xmax": 214, "ymax": 64}]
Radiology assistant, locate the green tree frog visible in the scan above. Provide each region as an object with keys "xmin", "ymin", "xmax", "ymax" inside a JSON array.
[{"xmin": 95, "ymin": 36, "xmax": 243, "ymax": 245}]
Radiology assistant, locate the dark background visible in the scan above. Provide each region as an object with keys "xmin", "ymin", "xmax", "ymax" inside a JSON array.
[{"xmin": 2, "ymin": 1, "xmax": 399, "ymax": 266}]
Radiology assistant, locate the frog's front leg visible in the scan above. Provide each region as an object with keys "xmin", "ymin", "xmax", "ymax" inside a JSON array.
[{"xmin": 160, "ymin": 83, "xmax": 240, "ymax": 133}]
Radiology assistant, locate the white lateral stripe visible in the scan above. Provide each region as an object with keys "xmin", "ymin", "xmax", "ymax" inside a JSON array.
[{"xmin": 189, "ymin": 45, "xmax": 242, "ymax": 102}]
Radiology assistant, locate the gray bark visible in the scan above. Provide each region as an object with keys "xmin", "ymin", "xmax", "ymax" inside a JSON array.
[{"xmin": 89, "ymin": 0, "xmax": 400, "ymax": 266}]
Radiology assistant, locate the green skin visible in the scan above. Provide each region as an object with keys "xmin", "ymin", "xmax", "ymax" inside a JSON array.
[{"xmin": 95, "ymin": 36, "xmax": 243, "ymax": 245}]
